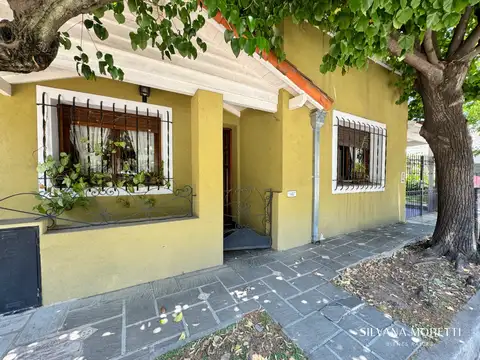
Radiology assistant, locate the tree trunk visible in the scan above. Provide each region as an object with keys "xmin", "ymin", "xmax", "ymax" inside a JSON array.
[{"xmin": 418, "ymin": 64, "xmax": 477, "ymax": 263}]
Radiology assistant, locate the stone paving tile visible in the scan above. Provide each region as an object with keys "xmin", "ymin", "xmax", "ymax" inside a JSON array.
[
  {"xmin": 337, "ymin": 313, "xmax": 376, "ymax": 346},
  {"xmin": 289, "ymin": 272, "xmax": 327, "ymax": 292},
  {"xmin": 321, "ymin": 303, "xmax": 349, "ymax": 323},
  {"xmin": 281, "ymin": 251, "xmax": 318, "ymax": 266},
  {"xmin": 236, "ymin": 254, "xmax": 276, "ymax": 267},
  {"xmin": 184, "ymin": 304, "xmax": 218, "ymax": 336},
  {"xmin": 284, "ymin": 312, "xmax": 339, "ymax": 353},
  {"xmin": 288, "ymin": 290, "xmax": 331, "ymax": 315},
  {"xmin": 151, "ymin": 277, "xmax": 181, "ymax": 298},
  {"xmin": 327, "ymin": 331, "xmax": 379, "ymax": 360},
  {"xmin": 17, "ymin": 302, "xmax": 70, "ymax": 344},
  {"xmin": 317, "ymin": 282, "xmax": 350, "ymax": 301},
  {"xmin": 310, "ymin": 247, "xmax": 341, "ymax": 259},
  {"xmin": 229, "ymin": 280, "xmax": 270, "ymax": 300},
  {"xmin": 216, "ymin": 300, "xmax": 260, "ymax": 323},
  {"xmin": 0, "ymin": 333, "xmax": 16, "ymax": 357},
  {"xmin": 215, "ymin": 268, "xmax": 246, "ymax": 288},
  {"xmin": 309, "ymin": 345, "xmax": 343, "ymax": 360},
  {"xmin": 352, "ymin": 248, "xmax": 376, "ymax": 259},
  {"xmin": 0, "ymin": 312, "xmax": 32, "ymax": 336},
  {"xmin": 257, "ymin": 292, "xmax": 300, "ymax": 328},
  {"xmin": 125, "ymin": 291, "xmax": 157, "ymax": 326},
  {"xmin": 313, "ymin": 257, "xmax": 345, "ymax": 271},
  {"xmin": 356, "ymin": 305, "xmax": 393, "ymax": 329},
  {"xmin": 175, "ymin": 270, "xmax": 218, "ymax": 291},
  {"xmin": 333, "ymin": 253, "xmax": 365, "ymax": 267},
  {"xmin": 83, "ymin": 317, "xmax": 122, "ymax": 360},
  {"xmin": 327, "ymin": 237, "xmax": 354, "ymax": 247},
  {"xmin": 156, "ymin": 288, "xmax": 201, "ymax": 313},
  {"xmin": 290, "ymin": 260, "xmax": 320, "ymax": 275},
  {"xmin": 266, "ymin": 261, "xmax": 299, "ymax": 280},
  {"xmin": 369, "ymin": 324, "xmax": 422, "ymax": 360},
  {"xmin": 313, "ymin": 265, "xmax": 339, "ymax": 281},
  {"xmin": 118, "ymin": 348, "xmax": 150, "ymax": 360},
  {"xmin": 330, "ymin": 244, "xmax": 357, "ymax": 255},
  {"xmin": 235, "ymin": 266, "xmax": 272, "ymax": 282},
  {"xmin": 337, "ymin": 296, "xmax": 364, "ymax": 310},
  {"xmin": 201, "ymin": 282, "xmax": 235, "ymax": 311},
  {"xmin": 126, "ymin": 315, "xmax": 184, "ymax": 353},
  {"xmin": 262, "ymin": 275, "xmax": 300, "ymax": 299}
]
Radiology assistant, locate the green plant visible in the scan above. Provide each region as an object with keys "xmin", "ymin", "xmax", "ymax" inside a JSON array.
[{"xmin": 35, "ymin": 147, "xmax": 166, "ymax": 216}]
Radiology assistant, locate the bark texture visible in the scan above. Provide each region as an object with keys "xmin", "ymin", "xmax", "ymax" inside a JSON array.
[
  {"xmin": 418, "ymin": 62, "xmax": 477, "ymax": 261},
  {"xmin": 0, "ymin": 0, "xmax": 113, "ymax": 73}
]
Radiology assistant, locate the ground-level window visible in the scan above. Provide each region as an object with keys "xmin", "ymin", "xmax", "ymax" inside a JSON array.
[
  {"xmin": 37, "ymin": 86, "xmax": 173, "ymax": 195},
  {"xmin": 332, "ymin": 110, "xmax": 387, "ymax": 194}
]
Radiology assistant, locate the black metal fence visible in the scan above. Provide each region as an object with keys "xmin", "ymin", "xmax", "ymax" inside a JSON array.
[{"xmin": 405, "ymin": 154, "xmax": 437, "ymax": 218}]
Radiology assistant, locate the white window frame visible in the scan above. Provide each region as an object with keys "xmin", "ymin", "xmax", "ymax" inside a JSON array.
[
  {"xmin": 332, "ymin": 110, "xmax": 386, "ymax": 194},
  {"xmin": 36, "ymin": 85, "xmax": 174, "ymax": 196}
]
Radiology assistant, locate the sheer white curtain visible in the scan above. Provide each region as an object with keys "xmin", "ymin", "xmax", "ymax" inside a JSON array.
[
  {"xmin": 127, "ymin": 130, "xmax": 155, "ymax": 172},
  {"xmin": 70, "ymin": 125, "xmax": 111, "ymax": 173}
]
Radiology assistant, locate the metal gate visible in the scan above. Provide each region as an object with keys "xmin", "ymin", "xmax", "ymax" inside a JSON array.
[
  {"xmin": 405, "ymin": 154, "xmax": 437, "ymax": 219},
  {"xmin": 223, "ymin": 188, "xmax": 273, "ymax": 251},
  {"xmin": 0, "ymin": 227, "xmax": 41, "ymax": 314}
]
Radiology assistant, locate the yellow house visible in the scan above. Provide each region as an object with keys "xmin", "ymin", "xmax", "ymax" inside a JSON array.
[{"xmin": 0, "ymin": 11, "xmax": 407, "ymax": 310}]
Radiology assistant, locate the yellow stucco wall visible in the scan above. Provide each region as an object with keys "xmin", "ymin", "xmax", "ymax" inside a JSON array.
[
  {"xmin": 0, "ymin": 79, "xmax": 224, "ymax": 304},
  {"xmin": 0, "ymin": 77, "xmax": 192, "ymax": 223},
  {"xmin": 283, "ymin": 20, "xmax": 408, "ymax": 237}
]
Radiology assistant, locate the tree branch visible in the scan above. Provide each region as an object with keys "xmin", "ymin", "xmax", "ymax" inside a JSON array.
[
  {"xmin": 454, "ymin": 23, "xmax": 480, "ymax": 60},
  {"xmin": 423, "ymin": 29, "xmax": 441, "ymax": 66},
  {"xmin": 388, "ymin": 36, "xmax": 443, "ymax": 83},
  {"xmin": 431, "ymin": 31, "xmax": 441, "ymax": 60},
  {"xmin": 447, "ymin": 6, "xmax": 473, "ymax": 58},
  {"xmin": 0, "ymin": 0, "xmax": 114, "ymax": 73}
]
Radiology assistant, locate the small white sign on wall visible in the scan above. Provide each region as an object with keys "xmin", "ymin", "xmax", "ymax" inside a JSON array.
[
  {"xmin": 287, "ymin": 190, "xmax": 297, "ymax": 198},
  {"xmin": 401, "ymin": 172, "xmax": 406, "ymax": 184}
]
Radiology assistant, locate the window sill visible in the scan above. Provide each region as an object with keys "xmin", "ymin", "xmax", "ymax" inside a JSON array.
[{"xmin": 332, "ymin": 185, "xmax": 385, "ymax": 194}]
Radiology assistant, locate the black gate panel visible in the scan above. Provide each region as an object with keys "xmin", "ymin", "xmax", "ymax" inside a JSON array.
[
  {"xmin": 405, "ymin": 154, "xmax": 437, "ymax": 219},
  {"xmin": 0, "ymin": 227, "xmax": 41, "ymax": 314}
]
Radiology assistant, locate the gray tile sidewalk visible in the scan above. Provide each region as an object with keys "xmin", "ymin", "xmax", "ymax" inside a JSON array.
[{"xmin": 0, "ymin": 219, "xmax": 435, "ymax": 360}]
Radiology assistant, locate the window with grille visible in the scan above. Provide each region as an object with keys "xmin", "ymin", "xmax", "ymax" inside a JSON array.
[
  {"xmin": 332, "ymin": 111, "xmax": 387, "ymax": 194},
  {"xmin": 36, "ymin": 86, "xmax": 173, "ymax": 195}
]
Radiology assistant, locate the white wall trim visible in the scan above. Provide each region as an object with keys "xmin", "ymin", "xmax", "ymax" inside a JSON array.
[
  {"xmin": 36, "ymin": 85, "xmax": 174, "ymax": 196},
  {"xmin": 0, "ymin": 76, "xmax": 11, "ymax": 96},
  {"xmin": 223, "ymin": 102, "xmax": 242, "ymax": 117},
  {"xmin": 288, "ymin": 93, "xmax": 308, "ymax": 110},
  {"xmin": 332, "ymin": 110, "xmax": 387, "ymax": 194}
]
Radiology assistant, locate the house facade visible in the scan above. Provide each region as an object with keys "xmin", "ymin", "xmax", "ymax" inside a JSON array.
[{"xmin": 0, "ymin": 8, "xmax": 407, "ymax": 309}]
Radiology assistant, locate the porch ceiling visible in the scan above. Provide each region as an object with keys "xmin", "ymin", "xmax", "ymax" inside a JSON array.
[{"xmin": 0, "ymin": 2, "xmax": 308, "ymax": 114}]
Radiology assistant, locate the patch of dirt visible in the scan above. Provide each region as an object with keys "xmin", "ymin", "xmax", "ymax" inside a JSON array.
[
  {"xmin": 158, "ymin": 310, "xmax": 306, "ymax": 360},
  {"xmin": 334, "ymin": 239, "xmax": 480, "ymax": 344}
]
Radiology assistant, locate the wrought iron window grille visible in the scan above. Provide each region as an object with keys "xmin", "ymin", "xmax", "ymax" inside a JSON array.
[{"xmin": 332, "ymin": 112, "xmax": 387, "ymax": 193}]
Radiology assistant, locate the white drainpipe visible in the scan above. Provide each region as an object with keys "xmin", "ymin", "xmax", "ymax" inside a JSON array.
[{"xmin": 310, "ymin": 109, "xmax": 327, "ymax": 243}]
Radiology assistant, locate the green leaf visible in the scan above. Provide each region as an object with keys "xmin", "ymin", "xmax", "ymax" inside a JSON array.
[
  {"xmin": 398, "ymin": 34, "xmax": 415, "ymax": 50},
  {"xmin": 114, "ymin": 13, "xmax": 126, "ymax": 24},
  {"xmin": 400, "ymin": 0, "xmax": 407, "ymax": 8},
  {"xmin": 361, "ymin": 0, "xmax": 374, "ymax": 13},
  {"xmin": 395, "ymin": 7, "xmax": 414, "ymax": 25},
  {"xmin": 96, "ymin": 51, "xmax": 103, "ymax": 59},
  {"xmin": 93, "ymin": 24, "xmax": 109, "ymax": 41},
  {"xmin": 84, "ymin": 19, "xmax": 94, "ymax": 29},
  {"xmin": 256, "ymin": 37, "xmax": 269, "ymax": 51},
  {"xmin": 442, "ymin": 13, "xmax": 461, "ymax": 27},
  {"xmin": 247, "ymin": 16, "xmax": 256, "ymax": 32},
  {"xmin": 178, "ymin": 332, "xmax": 186, "ymax": 341},
  {"xmin": 411, "ymin": 0, "xmax": 421, "ymax": 8},
  {"xmin": 224, "ymin": 29, "xmax": 234, "ymax": 43},
  {"xmin": 105, "ymin": 53, "xmax": 114, "ymax": 67},
  {"xmin": 243, "ymin": 38, "xmax": 256, "ymax": 55},
  {"xmin": 354, "ymin": 16, "xmax": 369, "ymax": 32},
  {"xmin": 426, "ymin": 12, "xmax": 441, "ymax": 29},
  {"xmin": 349, "ymin": 0, "xmax": 362, "ymax": 12},
  {"xmin": 443, "ymin": 0, "xmax": 453, "ymax": 11},
  {"xmin": 337, "ymin": 13, "xmax": 352, "ymax": 30},
  {"xmin": 231, "ymin": 38, "xmax": 241, "ymax": 57},
  {"xmin": 128, "ymin": 0, "xmax": 137, "ymax": 13}
]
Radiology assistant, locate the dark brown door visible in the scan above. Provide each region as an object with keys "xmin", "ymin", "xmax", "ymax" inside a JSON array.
[{"xmin": 223, "ymin": 129, "xmax": 232, "ymax": 219}]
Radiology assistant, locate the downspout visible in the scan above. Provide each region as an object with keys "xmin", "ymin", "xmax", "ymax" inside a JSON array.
[{"xmin": 310, "ymin": 109, "xmax": 327, "ymax": 243}]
